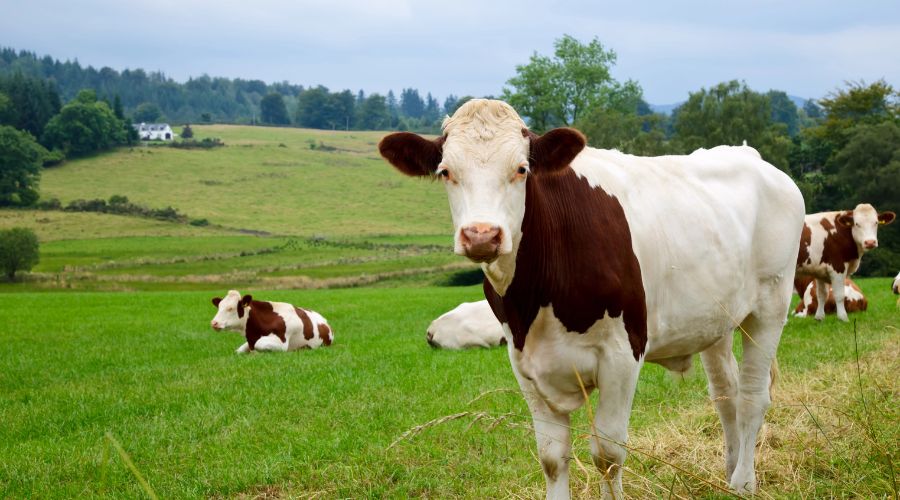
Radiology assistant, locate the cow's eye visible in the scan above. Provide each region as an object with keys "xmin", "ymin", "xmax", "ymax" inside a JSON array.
[
  {"xmin": 517, "ymin": 166, "xmax": 528, "ymax": 175},
  {"xmin": 436, "ymin": 168, "xmax": 450, "ymax": 179}
]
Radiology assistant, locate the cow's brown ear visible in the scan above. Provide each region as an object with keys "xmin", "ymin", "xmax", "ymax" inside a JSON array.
[
  {"xmin": 837, "ymin": 212, "xmax": 854, "ymax": 227},
  {"xmin": 379, "ymin": 133, "xmax": 445, "ymax": 177},
  {"xmin": 878, "ymin": 211, "xmax": 896, "ymax": 225},
  {"xmin": 241, "ymin": 295, "xmax": 253, "ymax": 306},
  {"xmin": 525, "ymin": 127, "xmax": 586, "ymax": 174},
  {"xmin": 212, "ymin": 297, "xmax": 222, "ymax": 307}
]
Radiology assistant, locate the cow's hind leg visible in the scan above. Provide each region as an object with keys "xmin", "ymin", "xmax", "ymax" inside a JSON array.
[
  {"xmin": 730, "ymin": 280, "xmax": 790, "ymax": 494},
  {"xmin": 700, "ymin": 334, "xmax": 740, "ymax": 481},
  {"xmin": 830, "ymin": 272, "xmax": 849, "ymax": 322},
  {"xmin": 591, "ymin": 352, "xmax": 641, "ymax": 499},
  {"xmin": 814, "ymin": 278, "xmax": 829, "ymax": 321},
  {"xmin": 511, "ymin": 362, "xmax": 572, "ymax": 500}
]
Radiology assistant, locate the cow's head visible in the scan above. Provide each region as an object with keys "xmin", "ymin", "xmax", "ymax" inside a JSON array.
[
  {"xmin": 210, "ymin": 290, "xmax": 252, "ymax": 331},
  {"xmin": 837, "ymin": 203, "xmax": 896, "ymax": 252},
  {"xmin": 379, "ymin": 99, "xmax": 585, "ymax": 264}
]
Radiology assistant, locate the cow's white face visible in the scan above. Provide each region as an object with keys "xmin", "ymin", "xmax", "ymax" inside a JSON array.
[
  {"xmin": 439, "ymin": 128, "xmax": 530, "ymax": 261},
  {"xmin": 378, "ymin": 99, "xmax": 586, "ymax": 264},
  {"xmin": 210, "ymin": 290, "xmax": 251, "ymax": 332},
  {"xmin": 839, "ymin": 203, "xmax": 896, "ymax": 252}
]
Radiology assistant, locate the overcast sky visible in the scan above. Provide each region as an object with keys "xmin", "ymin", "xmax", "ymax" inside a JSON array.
[{"xmin": 2, "ymin": 0, "xmax": 899, "ymax": 104}]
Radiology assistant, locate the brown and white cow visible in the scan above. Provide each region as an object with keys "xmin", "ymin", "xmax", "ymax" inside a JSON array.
[
  {"xmin": 210, "ymin": 290, "xmax": 333, "ymax": 353},
  {"xmin": 426, "ymin": 300, "xmax": 506, "ymax": 349},
  {"xmin": 796, "ymin": 204, "xmax": 895, "ymax": 321},
  {"xmin": 793, "ymin": 276, "xmax": 868, "ymax": 318},
  {"xmin": 379, "ymin": 99, "xmax": 804, "ymax": 498}
]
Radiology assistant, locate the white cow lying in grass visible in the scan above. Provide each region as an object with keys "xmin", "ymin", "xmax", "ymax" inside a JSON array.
[
  {"xmin": 426, "ymin": 300, "xmax": 506, "ymax": 349},
  {"xmin": 210, "ymin": 290, "xmax": 333, "ymax": 353}
]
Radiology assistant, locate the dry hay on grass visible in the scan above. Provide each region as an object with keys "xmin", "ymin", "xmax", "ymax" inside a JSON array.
[{"xmin": 551, "ymin": 336, "xmax": 899, "ymax": 499}]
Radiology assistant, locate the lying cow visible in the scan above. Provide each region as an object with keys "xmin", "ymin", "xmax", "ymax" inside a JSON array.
[
  {"xmin": 893, "ymin": 271, "xmax": 900, "ymax": 295},
  {"xmin": 793, "ymin": 276, "xmax": 867, "ymax": 318},
  {"xmin": 379, "ymin": 99, "xmax": 804, "ymax": 497},
  {"xmin": 796, "ymin": 204, "xmax": 895, "ymax": 321},
  {"xmin": 210, "ymin": 290, "xmax": 333, "ymax": 353},
  {"xmin": 426, "ymin": 300, "xmax": 506, "ymax": 349}
]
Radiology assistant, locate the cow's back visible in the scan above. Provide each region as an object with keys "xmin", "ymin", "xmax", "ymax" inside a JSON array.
[{"xmin": 571, "ymin": 145, "xmax": 804, "ymax": 358}]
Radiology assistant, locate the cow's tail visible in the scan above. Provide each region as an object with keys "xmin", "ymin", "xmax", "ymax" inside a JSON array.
[{"xmin": 769, "ymin": 355, "xmax": 780, "ymax": 402}]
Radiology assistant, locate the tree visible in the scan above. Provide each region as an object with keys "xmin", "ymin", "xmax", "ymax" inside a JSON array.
[
  {"xmin": 767, "ymin": 90, "xmax": 800, "ymax": 136},
  {"xmin": 0, "ymin": 227, "xmax": 39, "ymax": 281},
  {"xmin": 803, "ymin": 99, "xmax": 822, "ymax": 119},
  {"xmin": 259, "ymin": 92, "xmax": 291, "ymax": 125},
  {"xmin": 576, "ymin": 108, "xmax": 669, "ymax": 156},
  {"xmin": 181, "ymin": 124, "xmax": 194, "ymax": 139},
  {"xmin": 355, "ymin": 93, "xmax": 389, "ymax": 130},
  {"xmin": 0, "ymin": 125, "xmax": 44, "ymax": 206},
  {"xmin": 672, "ymin": 80, "xmax": 792, "ymax": 170},
  {"xmin": 503, "ymin": 35, "xmax": 635, "ymax": 132},
  {"xmin": 132, "ymin": 102, "xmax": 162, "ymax": 123},
  {"xmin": 112, "ymin": 94, "xmax": 124, "ymax": 119},
  {"xmin": 400, "ymin": 88, "xmax": 425, "ymax": 119},
  {"xmin": 42, "ymin": 90, "xmax": 126, "ymax": 156},
  {"xmin": 817, "ymin": 80, "xmax": 898, "ymax": 151}
]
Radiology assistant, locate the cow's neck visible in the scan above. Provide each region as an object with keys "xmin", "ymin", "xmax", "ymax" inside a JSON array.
[{"xmin": 482, "ymin": 168, "xmax": 648, "ymax": 360}]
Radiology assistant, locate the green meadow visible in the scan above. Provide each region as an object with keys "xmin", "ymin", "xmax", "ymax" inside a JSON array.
[{"xmin": 0, "ymin": 126, "xmax": 897, "ymax": 498}]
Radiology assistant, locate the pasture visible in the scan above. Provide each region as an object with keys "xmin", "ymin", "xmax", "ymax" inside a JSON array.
[
  {"xmin": 1, "ymin": 281, "xmax": 897, "ymax": 498},
  {"xmin": 0, "ymin": 125, "xmax": 897, "ymax": 498}
]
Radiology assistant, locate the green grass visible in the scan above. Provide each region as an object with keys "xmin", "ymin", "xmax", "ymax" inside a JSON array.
[
  {"xmin": 35, "ymin": 125, "xmax": 451, "ymax": 237},
  {"xmin": 1, "ymin": 279, "xmax": 896, "ymax": 498}
]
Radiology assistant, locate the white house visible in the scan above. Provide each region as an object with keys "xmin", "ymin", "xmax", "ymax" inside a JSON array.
[{"xmin": 134, "ymin": 123, "xmax": 175, "ymax": 141}]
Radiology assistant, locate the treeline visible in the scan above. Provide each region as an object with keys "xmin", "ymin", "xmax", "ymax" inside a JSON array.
[
  {"xmin": 0, "ymin": 47, "xmax": 462, "ymax": 131},
  {"xmin": 503, "ymin": 35, "xmax": 899, "ymax": 275}
]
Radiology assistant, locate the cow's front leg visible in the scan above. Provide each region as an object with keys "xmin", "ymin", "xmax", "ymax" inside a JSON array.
[
  {"xmin": 592, "ymin": 348, "xmax": 641, "ymax": 498},
  {"xmin": 510, "ymin": 359, "xmax": 572, "ymax": 499},
  {"xmin": 830, "ymin": 273, "xmax": 849, "ymax": 322},
  {"xmin": 235, "ymin": 342, "xmax": 250, "ymax": 354},
  {"xmin": 814, "ymin": 278, "xmax": 829, "ymax": 321}
]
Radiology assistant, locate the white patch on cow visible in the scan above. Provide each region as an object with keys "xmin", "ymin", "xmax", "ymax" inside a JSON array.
[
  {"xmin": 427, "ymin": 300, "xmax": 505, "ymax": 349},
  {"xmin": 893, "ymin": 271, "xmax": 900, "ymax": 294}
]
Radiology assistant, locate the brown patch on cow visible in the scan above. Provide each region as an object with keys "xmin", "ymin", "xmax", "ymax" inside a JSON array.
[
  {"xmin": 820, "ymin": 217, "xmax": 835, "ymax": 232},
  {"xmin": 378, "ymin": 133, "xmax": 446, "ymax": 177},
  {"xmin": 795, "ymin": 279, "xmax": 868, "ymax": 316},
  {"xmin": 820, "ymin": 212, "xmax": 858, "ymax": 274},
  {"xmin": 317, "ymin": 323, "xmax": 332, "ymax": 346},
  {"xmin": 483, "ymin": 167, "xmax": 648, "ymax": 361},
  {"xmin": 244, "ymin": 301, "xmax": 286, "ymax": 350},
  {"xmin": 794, "ymin": 275, "xmax": 814, "ymax": 297},
  {"xmin": 295, "ymin": 307, "xmax": 314, "ymax": 340},
  {"xmin": 797, "ymin": 223, "xmax": 812, "ymax": 267}
]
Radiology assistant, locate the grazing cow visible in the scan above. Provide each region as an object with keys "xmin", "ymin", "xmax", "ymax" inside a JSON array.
[
  {"xmin": 796, "ymin": 204, "xmax": 895, "ymax": 321},
  {"xmin": 379, "ymin": 99, "xmax": 804, "ymax": 498},
  {"xmin": 210, "ymin": 290, "xmax": 333, "ymax": 353},
  {"xmin": 793, "ymin": 276, "xmax": 868, "ymax": 318},
  {"xmin": 426, "ymin": 300, "xmax": 506, "ymax": 349}
]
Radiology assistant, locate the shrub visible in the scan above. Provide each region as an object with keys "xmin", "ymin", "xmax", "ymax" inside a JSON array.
[
  {"xmin": 189, "ymin": 218, "xmax": 209, "ymax": 227},
  {"xmin": 0, "ymin": 227, "xmax": 39, "ymax": 281}
]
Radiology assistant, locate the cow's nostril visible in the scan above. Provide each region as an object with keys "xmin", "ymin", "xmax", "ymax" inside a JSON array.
[{"xmin": 426, "ymin": 330, "xmax": 439, "ymax": 348}]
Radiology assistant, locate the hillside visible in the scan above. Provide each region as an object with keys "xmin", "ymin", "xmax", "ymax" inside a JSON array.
[{"xmin": 0, "ymin": 126, "xmax": 473, "ymax": 291}]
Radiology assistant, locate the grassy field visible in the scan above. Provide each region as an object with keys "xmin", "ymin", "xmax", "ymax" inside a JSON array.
[
  {"xmin": 1, "ymin": 126, "xmax": 897, "ymax": 498},
  {"xmin": 0, "ymin": 280, "xmax": 897, "ymax": 499},
  {"xmin": 0, "ymin": 126, "xmax": 467, "ymax": 291}
]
